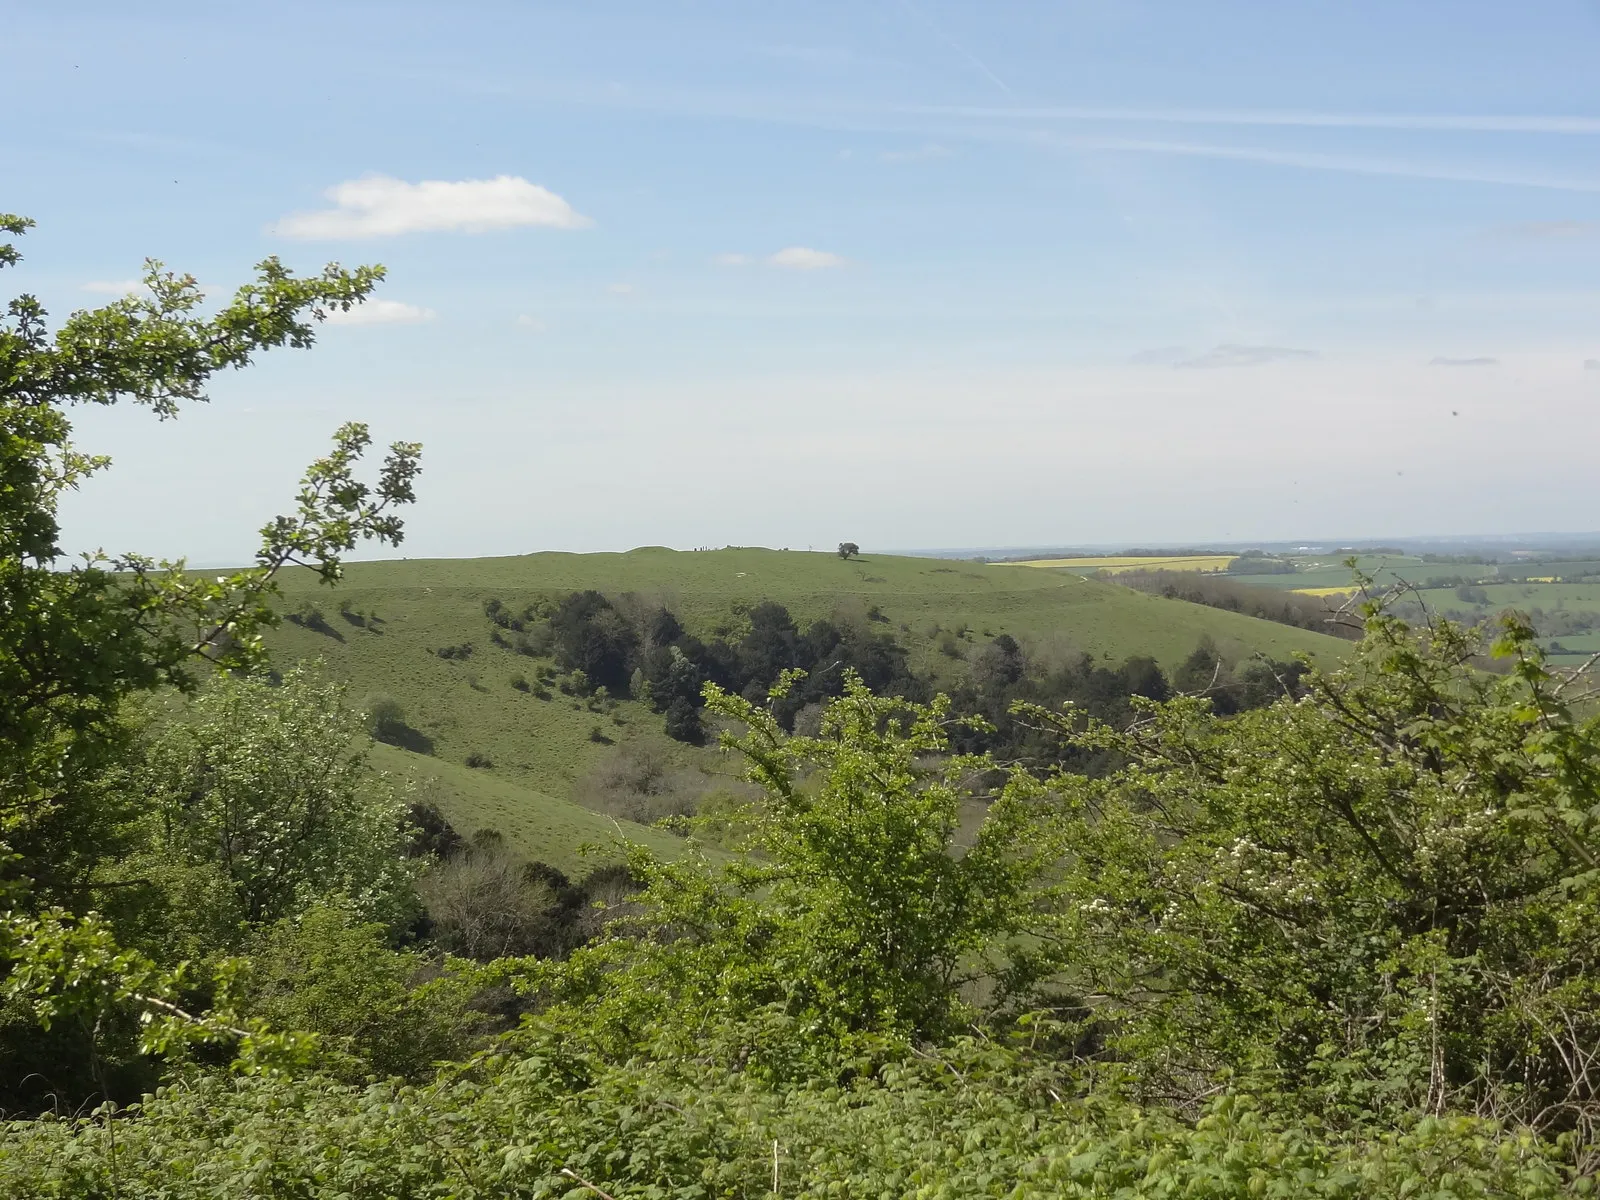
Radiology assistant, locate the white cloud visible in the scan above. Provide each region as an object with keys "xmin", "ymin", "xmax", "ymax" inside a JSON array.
[
  {"xmin": 1584, "ymin": 359, "xmax": 1600, "ymax": 370},
  {"xmin": 515, "ymin": 314, "xmax": 546, "ymax": 332},
  {"xmin": 323, "ymin": 299, "xmax": 435, "ymax": 326},
  {"xmin": 713, "ymin": 252, "xmax": 753, "ymax": 266},
  {"xmin": 607, "ymin": 282, "xmax": 635, "ymax": 295},
  {"xmin": 273, "ymin": 174, "xmax": 591, "ymax": 239},
  {"xmin": 769, "ymin": 247, "xmax": 847, "ymax": 270},
  {"xmin": 82, "ymin": 279, "xmax": 146, "ymax": 295},
  {"xmin": 1430, "ymin": 355, "xmax": 1498, "ymax": 367}
]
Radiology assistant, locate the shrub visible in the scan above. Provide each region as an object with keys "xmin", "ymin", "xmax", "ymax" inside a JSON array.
[
  {"xmin": 361, "ymin": 694, "xmax": 434, "ymax": 755},
  {"xmin": 139, "ymin": 668, "xmax": 418, "ymax": 933},
  {"xmin": 574, "ymin": 741, "xmax": 718, "ymax": 824},
  {"xmin": 363, "ymin": 692, "xmax": 406, "ymax": 738},
  {"xmin": 663, "ymin": 696, "xmax": 704, "ymax": 744},
  {"xmin": 241, "ymin": 903, "xmax": 477, "ymax": 1082}
]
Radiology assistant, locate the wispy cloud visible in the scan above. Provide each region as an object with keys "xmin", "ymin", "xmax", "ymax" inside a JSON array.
[
  {"xmin": 900, "ymin": 104, "xmax": 1600, "ymax": 135},
  {"xmin": 515, "ymin": 314, "xmax": 545, "ymax": 332},
  {"xmin": 1496, "ymin": 219, "xmax": 1600, "ymax": 239},
  {"xmin": 1585, "ymin": 359, "xmax": 1600, "ymax": 371},
  {"xmin": 713, "ymin": 252, "xmax": 754, "ymax": 266},
  {"xmin": 1175, "ymin": 345, "xmax": 1317, "ymax": 369},
  {"xmin": 607, "ymin": 282, "xmax": 635, "ymax": 295},
  {"xmin": 769, "ymin": 247, "xmax": 847, "ymax": 270},
  {"xmin": 81, "ymin": 279, "xmax": 146, "ymax": 295},
  {"xmin": 1430, "ymin": 356, "xmax": 1499, "ymax": 367},
  {"xmin": 273, "ymin": 175, "xmax": 591, "ymax": 239},
  {"xmin": 1128, "ymin": 346, "xmax": 1192, "ymax": 366},
  {"xmin": 880, "ymin": 143, "xmax": 953, "ymax": 163},
  {"xmin": 323, "ymin": 299, "xmax": 434, "ymax": 326},
  {"xmin": 1022, "ymin": 132, "xmax": 1600, "ymax": 194}
]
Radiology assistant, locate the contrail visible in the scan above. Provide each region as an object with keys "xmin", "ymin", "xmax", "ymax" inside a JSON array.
[
  {"xmin": 897, "ymin": 0, "xmax": 1016, "ymax": 98},
  {"xmin": 898, "ymin": 104, "xmax": 1600, "ymax": 134},
  {"xmin": 1030, "ymin": 130, "xmax": 1600, "ymax": 192}
]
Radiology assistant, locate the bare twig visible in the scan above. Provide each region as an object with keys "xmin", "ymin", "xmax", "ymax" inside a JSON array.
[{"xmin": 560, "ymin": 1167, "xmax": 620, "ymax": 1200}]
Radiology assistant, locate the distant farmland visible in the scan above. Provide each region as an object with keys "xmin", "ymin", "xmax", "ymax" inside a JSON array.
[
  {"xmin": 1292, "ymin": 586, "xmax": 1361, "ymax": 598},
  {"xmin": 997, "ymin": 555, "xmax": 1235, "ymax": 574}
]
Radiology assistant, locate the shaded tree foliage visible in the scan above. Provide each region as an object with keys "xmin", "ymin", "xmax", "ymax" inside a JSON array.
[
  {"xmin": 549, "ymin": 591, "xmax": 638, "ymax": 692},
  {"xmin": 950, "ymin": 635, "xmax": 1305, "ymax": 770}
]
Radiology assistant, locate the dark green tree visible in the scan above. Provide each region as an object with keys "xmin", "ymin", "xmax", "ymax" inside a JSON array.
[
  {"xmin": 662, "ymin": 695, "xmax": 704, "ymax": 744},
  {"xmin": 549, "ymin": 590, "xmax": 637, "ymax": 692}
]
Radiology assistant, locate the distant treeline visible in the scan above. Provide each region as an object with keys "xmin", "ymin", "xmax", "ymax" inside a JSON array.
[
  {"xmin": 1224, "ymin": 550, "xmax": 1297, "ymax": 575},
  {"xmin": 482, "ymin": 590, "xmax": 1302, "ymax": 759},
  {"xmin": 1115, "ymin": 569, "xmax": 1361, "ymax": 640},
  {"xmin": 948, "ymin": 634, "xmax": 1307, "ymax": 771},
  {"xmin": 485, "ymin": 591, "xmax": 917, "ymax": 743}
]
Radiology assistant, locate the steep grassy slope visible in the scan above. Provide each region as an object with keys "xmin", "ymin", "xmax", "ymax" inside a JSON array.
[
  {"xmin": 267, "ymin": 548, "xmax": 1347, "ymax": 804},
  {"xmin": 368, "ymin": 743, "xmax": 685, "ymax": 872}
]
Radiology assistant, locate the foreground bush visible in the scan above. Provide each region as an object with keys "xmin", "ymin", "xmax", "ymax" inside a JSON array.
[{"xmin": 0, "ymin": 1044, "xmax": 1583, "ymax": 1198}]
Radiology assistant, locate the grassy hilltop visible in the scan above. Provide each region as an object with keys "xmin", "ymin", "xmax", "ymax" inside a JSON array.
[{"xmin": 265, "ymin": 547, "xmax": 1346, "ymax": 860}]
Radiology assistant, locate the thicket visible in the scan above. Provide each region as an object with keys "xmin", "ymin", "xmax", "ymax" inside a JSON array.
[
  {"xmin": 488, "ymin": 586, "xmax": 1303, "ymax": 766},
  {"xmin": 948, "ymin": 634, "xmax": 1308, "ymax": 770},
  {"xmin": 481, "ymin": 589, "xmax": 920, "ymax": 744}
]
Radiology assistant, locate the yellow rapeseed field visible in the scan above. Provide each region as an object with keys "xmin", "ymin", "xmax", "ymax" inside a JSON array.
[
  {"xmin": 1292, "ymin": 586, "xmax": 1359, "ymax": 597},
  {"xmin": 999, "ymin": 555, "xmax": 1235, "ymax": 574}
]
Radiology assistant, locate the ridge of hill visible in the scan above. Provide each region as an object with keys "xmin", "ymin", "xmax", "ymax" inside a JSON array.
[{"xmin": 265, "ymin": 548, "xmax": 1348, "ymax": 850}]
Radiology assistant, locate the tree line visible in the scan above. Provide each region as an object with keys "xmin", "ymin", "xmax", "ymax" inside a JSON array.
[{"xmin": 480, "ymin": 586, "xmax": 1304, "ymax": 763}]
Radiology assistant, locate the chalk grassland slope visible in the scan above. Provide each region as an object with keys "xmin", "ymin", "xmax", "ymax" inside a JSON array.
[
  {"xmin": 1001, "ymin": 555, "xmax": 1234, "ymax": 574},
  {"xmin": 368, "ymin": 743, "xmax": 683, "ymax": 872},
  {"xmin": 265, "ymin": 547, "xmax": 1346, "ymax": 807}
]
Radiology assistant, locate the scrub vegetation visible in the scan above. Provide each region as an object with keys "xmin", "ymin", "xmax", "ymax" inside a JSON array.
[{"xmin": 5, "ymin": 214, "xmax": 1600, "ymax": 1197}]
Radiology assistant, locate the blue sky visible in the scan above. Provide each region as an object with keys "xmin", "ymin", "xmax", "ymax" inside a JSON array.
[{"xmin": 5, "ymin": 1, "xmax": 1600, "ymax": 559}]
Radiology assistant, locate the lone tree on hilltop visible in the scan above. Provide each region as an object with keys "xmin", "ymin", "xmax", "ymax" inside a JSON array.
[{"xmin": 837, "ymin": 542, "xmax": 860, "ymax": 560}]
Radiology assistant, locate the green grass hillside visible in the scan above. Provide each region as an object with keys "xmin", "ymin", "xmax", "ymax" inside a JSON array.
[
  {"xmin": 368, "ymin": 743, "xmax": 687, "ymax": 872},
  {"xmin": 267, "ymin": 548, "xmax": 1347, "ymax": 831}
]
